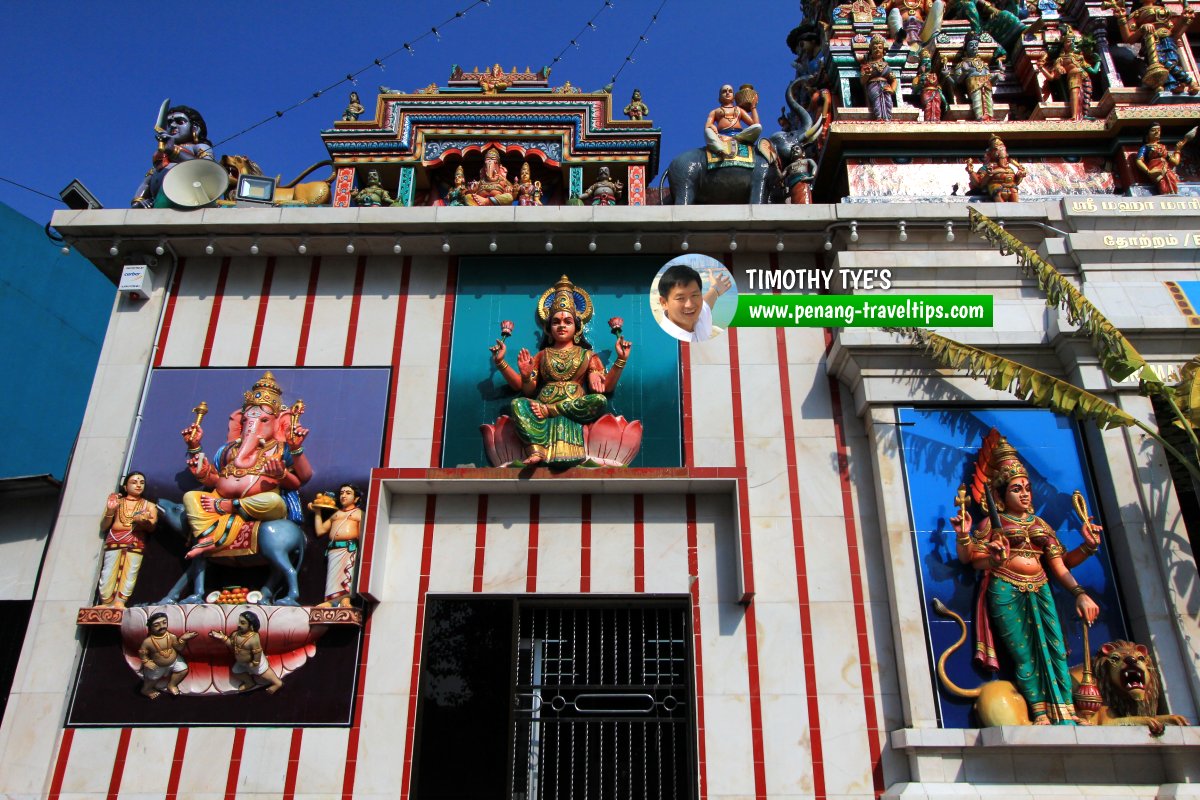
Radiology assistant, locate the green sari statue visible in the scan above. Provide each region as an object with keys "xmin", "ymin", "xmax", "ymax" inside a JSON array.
[{"xmin": 489, "ymin": 275, "xmax": 633, "ymax": 467}]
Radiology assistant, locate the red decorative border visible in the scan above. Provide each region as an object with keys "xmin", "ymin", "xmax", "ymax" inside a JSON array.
[
  {"xmin": 628, "ymin": 165, "xmax": 646, "ymax": 206},
  {"xmin": 333, "ymin": 167, "xmax": 355, "ymax": 207}
]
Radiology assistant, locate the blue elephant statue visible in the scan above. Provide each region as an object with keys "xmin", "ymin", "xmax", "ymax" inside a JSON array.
[{"xmin": 153, "ymin": 499, "xmax": 307, "ymax": 606}]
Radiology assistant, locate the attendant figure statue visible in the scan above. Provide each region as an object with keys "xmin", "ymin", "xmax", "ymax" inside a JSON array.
[
  {"xmin": 132, "ymin": 105, "xmax": 214, "ymax": 208},
  {"xmin": 967, "ymin": 135, "xmax": 1027, "ymax": 201},
  {"xmin": 353, "ymin": 169, "xmax": 399, "ymax": 207},
  {"xmin": 1109, "ymin": 0, "xmax": 1198, "ymax": 93},
  {"xmin": 783, "ymin": 142, "xmax": 818, "ymax": 204},
  {"xmin": 1135, "ymin": 123, "xmax": 1186, "ymax": 194},
  {"xmin": 578, "ymin": 166, "xmax": 624, "ymax": 205},
  {"xmin": 342, "ymin": 91, "xmax": 365, "ymax": 121},
  {"xmin": 951, "ymin": 432, "xmax": 1100, "ymax": 724},
  {"xmin": 1036, "ymin": 27, "xmax": 1099, "ymax": 121},
  {"xmin": 860, "ymin": 35, "xmax": 898, "ymax": 120},
  {"xmin": 139, "ymin": 612, "xmax": 197, "ymax": 699},
  {"xmin": 623, "ymin": 88, "xmax": 650, "ymax": 120},
  {"xmin": 96, "ymin": 472, "xmax": 158, "ymax": 609},
  {"xmin": 446, "ymin": 165, "xmax": 468, "ymax": 206},
  {"xmin": 886, "ymin": 0, "xmax": 933, "ymax": 45},
  {"xmin": 514, "ymin": 162, "xmax": 542, "ymax": 206},
  {"xmin": 309, "ymin": 484, "xmax": 363, "ymax": 607},
  {"xmin": 464, "ymin": 147, "xmax": 515, "ymax": 205},
  {"xmin": 704, "ymin": 83, "xmax": 762, "ymax": 159},
  {"xmin": 945, "ymin": 34, "xmax": 1005, "ymax": 120},
  {"xmin": 915, "ymin": 48, "xmax": 946, "ymax": 121},
  {"xmin": 180, "ymin": 371, "xmax": 311, "ymax": 558},
  {"xmin": 488, "ymin": 275, "xmax": 632, "ymax": 467}
]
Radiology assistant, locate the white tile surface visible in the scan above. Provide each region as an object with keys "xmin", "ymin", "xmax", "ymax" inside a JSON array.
[
  {"xmin": 534, "ymin": 494, "xmax": 583, "ymax": 593},
  {"xmin": 588, "ymin": 494, "xmax": 634, "ymax": 593},
  {"xmin": 206, "ymin": 255, "xmax": 265, "ymax": 366},
  {"xmin": 159, "ymin": 257, "xmax": 220, "ymax": 366},
  {"xmin": 481, "ymin": 494, "xmax": 531, "ymax": 593},
  {"xmin": 301, "ymin": 255, "xmax": 358, "ymax": 365},
  {"xmin": 352, "ymin": 258, "xmax": 403, "ymax": 365},
  {"xmin": 174, "ymin": 727, "xmax": 238, "ymax": 797},
  {"xmin": 294, "ymin": 726, "xmax": 351, "ymax": 796},
  {"xmin": 235, "ymin": 727, "xmax": 293, "ymax": 795},
  {"xmin": 256, "ymin": 256, "xmax": 314, "ymax": 366}
]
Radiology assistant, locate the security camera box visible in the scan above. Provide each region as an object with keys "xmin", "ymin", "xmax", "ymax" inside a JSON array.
[{"xmin": 118, "ymin": 263, "xmax": 155, "ymax": 301}]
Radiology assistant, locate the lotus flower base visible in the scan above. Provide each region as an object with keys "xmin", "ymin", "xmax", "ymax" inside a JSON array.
[{"xmin": 481, "ymin": 413, "xmax": 643, "ymax": 467}]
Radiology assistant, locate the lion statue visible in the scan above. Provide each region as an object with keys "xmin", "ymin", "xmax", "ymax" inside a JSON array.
[
  {"xmin": 220, "ymin": 155, "xmax": 333, "ymax": 206},
  {"xmin": 1071, "ymin": 640, "xmax": 1189, "ymax": 735},
  {"xmin": 934, "ymin": 599, "xmax": 1191, "ymax": 733}
]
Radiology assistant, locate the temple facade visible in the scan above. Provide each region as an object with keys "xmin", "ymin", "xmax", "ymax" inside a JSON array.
[{"xmin": 3, "ymin": 31, "xmax": 1199, "ymax": 800}]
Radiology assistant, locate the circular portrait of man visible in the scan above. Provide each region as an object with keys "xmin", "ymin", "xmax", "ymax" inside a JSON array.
[{"xmin": 649, "ymin": 254, "xmax": 737, "ymax": 343}]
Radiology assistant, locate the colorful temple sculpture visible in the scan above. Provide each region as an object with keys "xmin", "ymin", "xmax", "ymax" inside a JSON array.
[
  {"xmin": 7, "ymin": 6, "xmax": 1200, "ymax": 796},
  {"xmin": 320, "ymin": 64, "xmax": 660, "ymax": 207}
]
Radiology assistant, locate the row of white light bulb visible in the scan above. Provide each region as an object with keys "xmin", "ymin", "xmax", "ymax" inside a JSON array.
[{"xmin": 106, "ymin": 222, "xmax": 965, "ymax": 258}]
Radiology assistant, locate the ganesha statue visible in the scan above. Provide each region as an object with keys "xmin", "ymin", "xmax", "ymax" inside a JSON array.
[
  {"xmin": 482, "ymin": 276, "xmax": 642, "ymax": 468},
  {"xmin": 180, "ymin": 371, "xmax": 311, "ymax": 559}
]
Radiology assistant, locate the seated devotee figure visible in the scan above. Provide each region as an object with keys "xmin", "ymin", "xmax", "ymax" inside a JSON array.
[
  {"xmin": 623, "ymin": 88, "xmax": 650, "ymax": 120},
  {"xmin": 951, "ymin": 433, "xmax": 1100, "ymax": 725},
  {"xmin": 138, "ymin": 612, "xmax": 197, "ymax": 699},
  {"xmin": 578, "ymin": 166, "xmax": 623, "ymax": 205},
  {"xmin": 859, "ymin": 34, "xmax": 898, "ymax": 120},
  {"xmin": 488, "ymin": 275, "xmax": 632, "ymax": 467},
  {"xmin": 944, "ymin": 33, "xmax": 1005, "ymax": 121},
  {"xmin": 464, "ymin": 147, "xmax": 516, "ymax": 206},
  {"xmin": 210, "ymin": 611, "xmax": 284, "ymax": 694},
  {"xmin": 132, "ymin": 105, "xmax": 214, "ymax": 208},
  {"xmin": 513, "ymin": 162, "xmax": 543, "ymax": 206},
  {"xmin": 1109, "ymin": 0, "xmax": 1198, "ymax": 93},
  {"xmin": 96, "ymin": 471, "xmax": 157, "ymax": 609},
  {"xmin": 967, "ymin": 135, "xmax": 1027, "ymax": 201},
  {"xmin": 1036, "ymin": 26, "xmax": 1099, "ymax": 121},
  {"xmin": 1135, "ymin": 123, "xmax": 1188, "ymax": 195},
  {"xmin": 704, "ymin": 83, "xmax": 762, "ymax": 158}
]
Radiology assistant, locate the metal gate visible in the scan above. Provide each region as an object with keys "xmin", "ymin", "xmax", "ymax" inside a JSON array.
[{"xmin": 510, "ymin": 603, "xmax": 694, "ymax": 800}]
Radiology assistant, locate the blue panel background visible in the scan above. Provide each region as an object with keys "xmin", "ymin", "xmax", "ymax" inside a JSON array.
[
  {"xmin": 1177, "ymin": 280, "xmax": 1200, "ymax": 315},
  {"xmin": 130, "ymin": 368, "xmax": 390, "ymax": 504},
  {"xmin": 443, "ymin": 256, "xmax": 682, "ymax": 468},
  {"xmin": 897, "ymin": 407, "xmax": 1128, "ymax": 728}
]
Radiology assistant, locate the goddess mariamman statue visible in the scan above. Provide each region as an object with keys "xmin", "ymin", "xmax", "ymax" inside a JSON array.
[
  {"xmin": 488, "ymin": 276, "xmax": 633, "ymax": 467},
  {"xmin": 951, "ymin": 430, "xmax": 1101, "ymax": 724}
]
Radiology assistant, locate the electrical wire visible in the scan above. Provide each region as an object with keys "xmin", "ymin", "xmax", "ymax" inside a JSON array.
[
  {"xmin": 0, "ymin": 175, "xmax": 62, "ymax": 204},
  {"xmin": 548, "ymin": 0, "xmax": 616, "ymax": 70},
  {"xmin": 607, "ymin": 0, "xmax": 668, "ymax": 87},
  {"xmin": 216, "ymin": 0, "xmax": 493, "ymax": 147}
]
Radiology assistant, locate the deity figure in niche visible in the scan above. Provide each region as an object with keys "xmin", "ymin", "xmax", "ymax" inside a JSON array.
[
  {"xmin": 1108, "ymin": 0, "xmax": 1198, "ymax": 94},
  {"xmin": 353, "ymin": 170, "xmax": 399, "ymax": 207},
  {"xmin": 578, "ymin": 166, "xmax": 624, "ymax": 205},
  {"xmin": 464, "ymin": 147, "xmax": 515, "ymax": 205},
  {"xmin": 1036, "ymin": 26, "xmax": 1099, "ymax": 121},
  {"xmin": 180, "ymin": 371, "xmax": 310, "ymax": 558},
  {"xmin": 967, "ymin": 135, "xmax": 1027, "ymax": 201},
  {"xmin": 859, "ymin": 34, "xmax": 898, "ymax": 120},
  {"xmin": 886, "ymin": 0, "xmax": 934, "ymax": 45},
  {"xmin": 950, "ymin": 430, "xmax": 1101, "ymax": 724},
  {"xmin": 944, "ymin": 33, "xmax": 1005, "ymax": 121},
  {"xmin": 487, "ymin": 275, "xmax": 633, "ymax": 467},
  {"xmin": 513, "ymin": 162, "xmax": 542, "ymax": 206},
  {"xmin": 446, "ymin": 165, "xmax": 468, "ymax": 206},
  {"xmin": 1135, "ymin": 123, "xmax": 1188, "ymax": 194},
  {"xmin": 132, "ymin": 104, "xmax": 214, "ymax": 208},
  {"xmin": 915, "ymin": 48, "xmax": 946, "ymax": 121}
]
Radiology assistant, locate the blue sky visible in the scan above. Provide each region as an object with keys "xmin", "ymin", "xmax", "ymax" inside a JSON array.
[{"xmin": 1, "ymin": 1, "xmax": 800, "ymax": 226}]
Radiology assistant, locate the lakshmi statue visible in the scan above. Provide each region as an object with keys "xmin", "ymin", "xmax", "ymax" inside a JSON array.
[
  {"xmin": 859, "ymin": 34, "xmax": 898, "ymax": 121},
  {"xmin": 464, "ymin": 147, "xmax": 515, "ymax": 206},
  {"xmin": 951, "ymin": 431, "xmax": 1101, "ymax": 724},
  {"xmin": 446, "ymin": 165, "xmax": 468, "ymax": 206},
  {"xmin": 967, "ymin": 135, "xmax": 1027, "ymax": 201},
  {"xmin": 1036, "ymin": 26, "xmax": 1099, "ymax": 121},
  {"xmin": 488, "ymin": 275, "xmax": 632, "ymax": 467},
  {"xmin": 1108, "ymin": 0, "xmax": 1198, "ymax": 94}
]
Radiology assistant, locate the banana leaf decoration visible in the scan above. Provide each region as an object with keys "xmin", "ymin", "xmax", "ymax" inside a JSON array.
[
  {"xmin": 966, "ymin": 208, "xmax": 1156, "ymax": 386},
  {"xmin": 1174, "ymin": 356, "xmax": 1200, "ymax": 430},
  {"xmin": 887, "ymin": 327, "xmax": 1138, "ymax": 429}
]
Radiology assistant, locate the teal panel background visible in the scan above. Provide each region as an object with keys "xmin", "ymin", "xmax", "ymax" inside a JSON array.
[
  {"xmin": 443, "ymin": 256, "xmax": 682, "ymax": 468},
  {"xmin": 897, "ymin": 407, "xmax": 1127, "ymax": 728}
]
